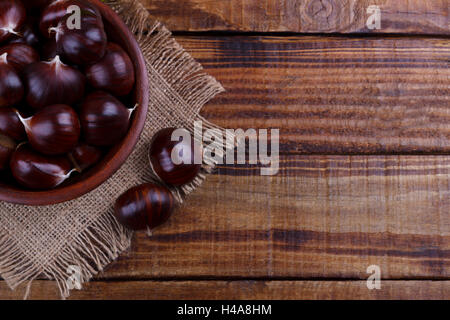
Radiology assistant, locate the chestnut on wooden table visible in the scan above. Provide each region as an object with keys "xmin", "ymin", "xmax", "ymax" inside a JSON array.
[
  {"xmin": 149, "ymin": 128, "xmax": 202, "ymax": 186},
  {"xmin": 114, "ymin": 183, "xmax": 175, "ymax": 231}
]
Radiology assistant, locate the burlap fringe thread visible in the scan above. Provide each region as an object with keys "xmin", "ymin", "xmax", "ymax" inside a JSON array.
[
  {"xmin": 0, "ymin": 211, "xmax": 133, "ymax": 299},
  {"xmin": 0, "ymin": 0, "xmax": 232, "ymax": 299}
]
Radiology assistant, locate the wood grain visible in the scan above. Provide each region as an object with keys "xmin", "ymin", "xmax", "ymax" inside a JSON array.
[
  {"xmin": 1, "ymin": 280, "xmax": 448, "ymax": 300},
  {"xmin": 90, "ymin": 155, "xmax": 450, "ymax": 280},
  {"xmin": 177, "ymin": 35, "xmax": 450, "ymax": 154},
  {"xmin": 2, "ymin": 2, "xmax": 448, "ymax": 300},
  {"xmin": 143, "ymin": 0, "xmax": 450, "ymax": 34}
]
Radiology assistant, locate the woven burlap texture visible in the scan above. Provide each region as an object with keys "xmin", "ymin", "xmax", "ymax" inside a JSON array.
[{"xmin": 0, "ymin": 0, "xmax": 225, "ymax": 299}]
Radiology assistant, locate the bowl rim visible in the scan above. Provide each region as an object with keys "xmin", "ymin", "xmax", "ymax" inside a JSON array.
[{"xmin": 0, "ymin": 0, "xmax": 149, "ymax": 206}]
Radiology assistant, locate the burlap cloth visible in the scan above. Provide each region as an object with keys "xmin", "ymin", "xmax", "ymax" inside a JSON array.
[{"xmin": 0, "ymin": 0, "xmax": 225, "ymax": 299}]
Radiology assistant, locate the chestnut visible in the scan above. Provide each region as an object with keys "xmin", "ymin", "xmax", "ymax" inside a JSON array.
[
  {"xmin": 52, "ymin": 9, "xmax": 107, "ymax": 66},
  {"xmin": 0, "ymin": 53, "xmax": 24, "ymax": 107},
  {"xmin": 0, "ymin": 107, "xmax": 26, "ymax": 141},
  {"xmin": 0, "ymin": 0, "xmax": 26, "ymax": 43},
  {"xmin": 114, "ymin": 183, "xmax": 175, "ymax": 231},
  {"xmin": 10, "ymin": 143, "xmax": 75, "ymax": 190},
  {"xmin": 85, "ymin": 43, "xmax": 135, "ymax": 96},
  {"xmin": 80, "ymin": 91, "xmax": 133, "ymax": 146},
  {"xmin": 69, "ymin": 142, "xmax": 102, "ymax": 172},
  {"xmin": 149, "ymin": 128, "xmax": 202, "ymax": 186},
  {"xmin": 0, "ymin": 43, "xmax": 39, "ymax": 72},
  {"xmin": 19, "ymin": 104, "xmax": 80, "ymax": 155},
  {"xmin": 0, "ymin": 133, "xmax": 16, "ymax": 170},
  {"xmin": 39, "ymin": 0, "xmax": 100, "ymax": 38},
  {"xmin": 23, "ymin": 55, "xmax": 85, "ymax": 110}
]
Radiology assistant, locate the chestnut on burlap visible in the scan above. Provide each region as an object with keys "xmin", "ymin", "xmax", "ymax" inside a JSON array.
[{"xmin": 0, "ymin": 0, "xmax": 227, "ymax": 299}]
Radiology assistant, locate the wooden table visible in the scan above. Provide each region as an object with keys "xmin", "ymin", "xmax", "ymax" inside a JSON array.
[{"xmin": 1, "ymin": 0, "xmax": 449, "ymax": 299}]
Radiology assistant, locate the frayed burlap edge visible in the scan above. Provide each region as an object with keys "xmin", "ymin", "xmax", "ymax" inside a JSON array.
[
  {"xmin": 0, "ymin": 211, "xmax": 132, "ymax": 299},
  {"xmin": 0, "ymin": 0, "xmax": 232, "ymax": 299}
]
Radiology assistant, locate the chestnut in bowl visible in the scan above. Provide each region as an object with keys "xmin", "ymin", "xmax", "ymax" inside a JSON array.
[
  {"xmin": 69, "ymin": 143, "xmax": 102, "ymax": 172},
  {"xmin": 0, "ymin": 107, "xmax": 26, "ymax": 141},
  {"xmin": 19, "ymin": 104, "xmax": 81, "ymax": 156},
  {"xmin": 80, "ymin": 91, "xmax": 133, "ymax": 147},
  {"xmin": 0, "ymin": 52, "xmax": 24, "ymax": 107},
  {"xmin": 39, "ymin": 0, "xmax": 100, "ymax": 38},
  {"xmin": 0, "ymin": 0, "xmax": 26, "ymax": 43},
  {"xmin": 0, "ymin": 0, "xmax": 148, "ymax": 205},
  {"xmin": 23, "ymin": 55, "xmax": 85, "ymax": 110},
  {"xmin": 0, "ymin": 43, "xmax": 39, "ymax": 72},
  {"xmin": 86, "ymin": 42, "xmax": 135, "ymax": 96},
  {"xmin": 10, "ymin": 143, "xmax": 75, "ymax": 190},
  {"xmin": 52, "ymin": 6, "xmax": 107, "ymax": 66}
]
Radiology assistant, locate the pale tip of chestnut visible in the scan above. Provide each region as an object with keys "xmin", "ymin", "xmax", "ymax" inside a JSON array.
[
  {"xmin": 67, "ymin": 153, "xmax": 82, "ymax": 173},
  {"xmin": 62, "ymin": 168, "xmax": 78, "ymax": 180},
  {"xmin": 14, "ymin": 110, "xmax": 31, "ymax": 131},
  {"xmin": 0, "ymin": 53, "xmax": 8, "ymax": 64},
  {"xmin": 128, "ymin": 104, "xmax": 138, "ymax": 120},
  {"xmin": 45, "ymin": 54, "xmax": 64, "ymax": 67},
  {"xmin": 0, "ymin": 26, "xmax": 20, "ymax": 37},
  {"xmin": 48, "ymin": 26, "xmax": 61, "ymax": 39}
]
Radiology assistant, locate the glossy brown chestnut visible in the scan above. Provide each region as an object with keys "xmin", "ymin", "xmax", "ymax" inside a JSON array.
[
  {"xmin": 23, "ymin": 55, "xmax": 85, "ymax": 110},
  {"xmin": 114, "ymin": 183, "xmax": 175, "ymax": 231},
  {"xmin": 0, "ymin": 107, "xmax": 26, "ymax": 141},
  {"xmin": 0, "ymin": 53, "xmax": 24, "ymax": 107},
  {"xmin": 85, "ymin": 42, "xmax": 135, "ymax": 96},
  {"xmin": 0, "ymin": 133, "xmax": 16, "ymax": 170},
  {"xmin": 149, "ymin": 128, "xmax": 202, "ymax": 186},
  {"xmin": 0, "ymin": 0, "xmax": 26, "ymax": 43},
  {"xmin": 52, "ymin": 9, "xmax": 107, "ymax": 66},
  {"xmin": 10, "ymin": 143, "xmax": 75, "ymax": 190},
  {"xmin": 19, "ymin": 104, "xmax": 80, "ymax": 155},
  {"xmin": 69, "ymin": 142, "xmax": 102, "ymax": 172},
  {"xmin": 0, "ymin": 43, "xmax": 39, "ymax": 72},
  {"xmin": 80, "ymin": 91, "xmax": 133, "ymax": 146},
  {"xmin": 39, "ymin": 0, "xmax": 100, "ymax": 38}
]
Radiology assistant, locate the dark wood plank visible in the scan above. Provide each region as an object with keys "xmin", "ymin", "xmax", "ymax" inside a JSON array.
[
  {"xmin": 1, "ymin": 280, "xmax": 448, "ymax": 300},
  {"xmin": 176, "ymin": 36, "xmax": 450, "ymax": 154},
  {"xmin": 94, "ymin": 155, "xmax": 450, "ymax": 280},
  {"xmin": 144, "ymin": 0, "xmax": 450, "ymax": 35}
]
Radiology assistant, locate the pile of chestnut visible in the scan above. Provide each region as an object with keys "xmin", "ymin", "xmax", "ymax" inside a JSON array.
[
  {"xmin": 0, "ymin": 0, "xmax": 136, "ymax": 190},
  {"xmin": 0, "ymin": 0, "xmax": 203, "ymax": 234}
]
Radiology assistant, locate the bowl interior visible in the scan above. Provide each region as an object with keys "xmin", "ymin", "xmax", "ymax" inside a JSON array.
[{"xmin": 0, "ymin": 0, "xmax": 149, "ymax": 205}]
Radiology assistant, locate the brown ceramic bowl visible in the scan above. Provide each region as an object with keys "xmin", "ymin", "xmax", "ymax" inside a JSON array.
[{"xmin": 0, "ymin": 0, "xmax": 149, "ymax": 205}]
